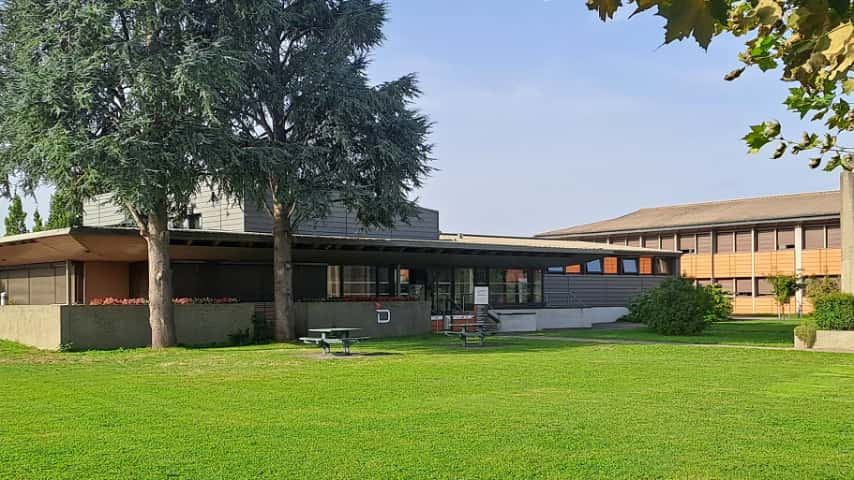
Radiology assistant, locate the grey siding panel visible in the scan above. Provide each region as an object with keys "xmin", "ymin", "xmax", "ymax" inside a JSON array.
[
  {"xmin": 190, "ymin": 185, "xmax": 244, "ymax": 232},
  {"xmin": 544, "ymin": 274, "xmax": 667, "ymax": 308},
  {"xmin": 82, "ymin": 193, "xmax": 128, "ymax": 227}
]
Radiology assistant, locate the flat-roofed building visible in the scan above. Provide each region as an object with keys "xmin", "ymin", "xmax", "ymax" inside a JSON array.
[{"xmin": 537, "ymin": 190, "xmax": 842, "ymax": 315}]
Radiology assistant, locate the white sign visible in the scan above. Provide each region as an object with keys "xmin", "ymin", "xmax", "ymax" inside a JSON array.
[
  {"xmin": 474, "ymin": 286, "xmax": 489, "ymax": 305},
  {"xmin": 376, "ymin": 309, "xmax": 391, "ymax": 324}
]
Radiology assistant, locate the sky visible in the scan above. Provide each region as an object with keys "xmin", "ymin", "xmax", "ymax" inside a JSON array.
[{"xmin": 1, "ymin": 0, "xmax": 841, "ymax": 236}]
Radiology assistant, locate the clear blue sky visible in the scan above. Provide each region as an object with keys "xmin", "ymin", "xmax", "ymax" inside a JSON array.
[{"xmin": 3, "ymin": 0, "xmax": 840, "ymax": 235}]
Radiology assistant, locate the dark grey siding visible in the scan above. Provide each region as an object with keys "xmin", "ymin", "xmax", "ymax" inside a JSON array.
[
  {"xmin": 544, "ymin": 274, "xmax": 667, "ymax": 308},
  {"xmin": 245, "ymin": 202, "xmax": 440, "ymax": 240}
]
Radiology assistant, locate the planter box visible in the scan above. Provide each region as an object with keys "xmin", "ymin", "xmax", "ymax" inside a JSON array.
[
  {"xmin": 0, "ymin": 303, "xmax": 255, "ymax": 350},
  {"xmin": 794, "ymin": 329, "xmax": 854, "ymax": 352}
]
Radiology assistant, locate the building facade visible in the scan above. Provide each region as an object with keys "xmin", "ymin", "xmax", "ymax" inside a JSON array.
[{"xmin": 537, "ymin": 191, "xmax": 842, "ymax": 315}]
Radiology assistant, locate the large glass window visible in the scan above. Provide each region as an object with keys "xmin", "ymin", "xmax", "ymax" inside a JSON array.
[
  {"xmin": 432, "ymin": 268, "xmax": 452, "ymax": 312},
  {"xmin": 327, "ymin": 266, "xmax": 341, "ymax": 298},
  {"xmin": 399, "ymin": 268, "xmax": 411, "ymax": 296},
  {"xmin": 342, "ymin": 266, "xmax": 376, "ymax": 297},
  {"xmin": 585, "ymin": 259, "xmax": 603, "ymax": 274},
  {"xmin": 489, "ymin": 269, "xmax": 533, "ymax": 305},
  {"xmin": 454, "ymin": 268, "xmax": 474, "ymax": 310},
  {"xmin": 621, "ymin": 258, "xmax": 638, "ymax": 274},
  {"xmin": 377, "ymin": 266, "xmax": 395, "ymax": 296}
]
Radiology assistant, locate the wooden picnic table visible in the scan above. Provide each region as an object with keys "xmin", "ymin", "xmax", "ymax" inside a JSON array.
[
  {"xmin": 443, "ymin": 322, "xmax": 498, "ymax": 347},
  {"xmin": 300, "ymin": 328, "xmax": 367, "ymax": 355}
]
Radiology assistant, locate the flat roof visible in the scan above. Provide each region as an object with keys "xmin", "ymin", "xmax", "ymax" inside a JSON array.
[
  {"xmin": 537, "ymin": 190, "xmax": 841, "ymax": 238},
  {"xmin": 0, "ymin": 227, "xmax": 680, "ymax": 268}
]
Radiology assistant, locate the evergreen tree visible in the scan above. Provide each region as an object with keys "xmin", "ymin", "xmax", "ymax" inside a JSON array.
[
  {"xmin": 31, "ymin": 208, "xmax": 43, "ymax": 232},
  {"xmin": 4, "ymin": 194, "xmax": 27, "ymax": 236},
  {"xmin": 45, "ymin": 187, "xmax": 83, "ymax": 229}
]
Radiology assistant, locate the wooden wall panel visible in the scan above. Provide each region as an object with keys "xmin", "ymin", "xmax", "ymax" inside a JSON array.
[
  {"xmin": 826, "ymin": 249, "xmax": 842, "ymax": 275},
  {"xmin": 732, "ymin": 297, "xmax": 754, "ymax": 315},
  {"xmin": 713, "ymin": 254, "xmax": 735, "ymax": 278},
  {"xmin": 755, "ymin": 251, "xmax": 795, "ymax": 276}
]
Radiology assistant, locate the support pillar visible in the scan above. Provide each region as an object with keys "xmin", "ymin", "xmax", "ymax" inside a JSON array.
[{"xmin": 842, "ymin": 172, "xmax": 854, "ymax": 294}]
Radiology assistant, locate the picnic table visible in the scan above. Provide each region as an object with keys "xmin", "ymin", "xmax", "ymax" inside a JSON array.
[
  {"xmin": 299, "ymin": 328, "xmax": 369, "ymax": 355},
  {"xmin": 443, "ymin": 322, "xmax": 498, "ymax": 347}
]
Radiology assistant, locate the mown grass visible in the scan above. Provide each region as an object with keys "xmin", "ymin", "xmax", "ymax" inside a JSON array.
[
  {"xmin": 534, "ymin": 319, "xmax": 801, "ymax": 347},
  {"xmin": 2, "ymin": 334, "xmax": 854, "ymax": 479}
]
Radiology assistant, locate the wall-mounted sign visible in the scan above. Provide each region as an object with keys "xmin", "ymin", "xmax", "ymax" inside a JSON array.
[
  {"xmin": 474, "ymin": 286, "xmax": 489, "ymax": 305},
  {"xmin": 376, "ymin": 309, "xmax": 391, "ymax": 324}
]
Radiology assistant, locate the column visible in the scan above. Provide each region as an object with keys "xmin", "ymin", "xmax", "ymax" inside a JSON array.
[{"xmin": 842, "ymin": 172, "xmax": 854, "ymax": 294}]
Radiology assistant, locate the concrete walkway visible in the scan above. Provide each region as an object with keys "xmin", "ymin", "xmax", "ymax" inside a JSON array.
[{"xmin": 500, "ymin": 334, "xmax": 795, "ymax": 351}]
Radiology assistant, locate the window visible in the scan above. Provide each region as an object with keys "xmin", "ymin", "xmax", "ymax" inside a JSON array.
[
  {"xmin": 717, "ymin": 279, "xmax": 734, "ymax": 294},
  {"xmin": 654, "ymin": 257, "xmax": 673, "ymax": 275},
  {"xmin": 803, "ymin": 226, "xmax": 825, "ymax": 250},
  {"xmin": 585, "ymin": 259, "xmax": 603, "ymax": 274},
  {"xmin": 828, "ymin": 225, "xmax": 841, "ymax": 249},
  {"xmin": 627, "ymin": 237, "xmax": 641, "ymax": 247},
  {"xmin": 735, "ymin": 231, "xmax": 752, "ymax": 252},
  {"xmin": 777, "ymin": 229, "xmax": 795, "ymax": 250},
  {"xmin": 565, "ymin": 264, "xmax": 581, "ymax": 274},
  {"xmin": 756, "ymin": 230, "xmax": 775, "ymax": 252},
  {"xmin": 342, "ymin": 266, "xmax": 376, "ymax": 296},
  {"xmin": 643, "ymin": 236, "xmax": 659, "ymax": 249},
  {"xmin": 454, "ymin": 268, "xmax": 474, "ymax": 309},
  {"xmin": 604, "ymin": 257, "xmax": 619, "ymax": 274},
  {"xmin": 639, "ymin": 257, "xmax": 653, "ymax": 275},
  {"xmin": 696, "ymin": 234, "xmax": 712, "ymax": 254},
  {"xmin": 716, "ymin": 232, "xmax": 734, "ymax": 253},
  {"xmin": 547, "ymin": 266, "xmax": 564, "ymax": 274},
  {"xmin": 678, "ymin": 234, "xmax": 696, "ymax": 254},
  {"xmin": 736, "ymin": 278, "xmax": 752, "ymax": 296},
  {"xmin": 187, "ymin": 213, "xmax": 203, "ymax": 230},
  {"xmin": 377, "ymin": 266, "xmax": 395, "ymax": 296},
  {"xmin": 621, "ymin": 258, "xmax": 638, "ymax": 274},
  {"xmin": 611, "ymin": 237, "xmax": 627, "ymax": 246},
  {"xmin": 757, "ymin": 278, "xmax": 775, "ymax": 295},
  {"xmin": 488, "ymin": 269, "xmax": 541, "ymax": 305},
  {"xmin": 327, "ymin": 266, "xmax": 341, "ymax": 298},
  {"xmin": 399, "ymin": 269, "xmax": 411, "ymax": 296},
  {"xmin": 660, "ymin": 236, "xmax": 675, "ymax": 251}
]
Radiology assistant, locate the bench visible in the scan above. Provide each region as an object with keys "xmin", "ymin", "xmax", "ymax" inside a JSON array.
[
  {"xmin": 299, "ymin": 336, "xmax": 370, "ymax": 355},
  {"xmin": 442, "ymin": 329, "xmax": 497, "ymax": 347}
]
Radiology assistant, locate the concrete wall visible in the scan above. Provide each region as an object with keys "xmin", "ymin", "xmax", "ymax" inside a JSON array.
[
  {"xmin": 294, "ymin": 301, "xmax": 431, "ymax": 338},
  {"xmin": 0, "ymin": 305, "xmax": 63, "ymax": 350},
  {"xmin": 491, "ymin": 307, "xmax": 629, "ymax": 332},
  {"xmin": 0, "ymin": 303, "xmax": 255, "ymax": 350},
  {"xmin": 795, "ymin": 330, "xmax": 854, "ymax": 352}
]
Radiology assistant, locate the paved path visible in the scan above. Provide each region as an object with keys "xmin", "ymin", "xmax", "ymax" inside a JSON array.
[{"xmin": 500, "ymin": 334, "xmax": 796, "ymax": 351}]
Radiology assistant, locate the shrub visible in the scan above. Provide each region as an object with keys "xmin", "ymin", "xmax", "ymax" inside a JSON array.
[
  {"xmin": 251, "ymin": 313, "xmax": 274, "ymax": 343},
  {"xmin": 794, "ymin": 318, "xmax": 818, "ymax": 348},
  {"xmin": 766, "ymin": 274, "xmax": 800, "ymax": 318},
  {"xmin": 703, "ymin": 283, "xmax": 732, "ymax": 323},
  {"xmin": 814, "ymin": 292, "xmax": 854, "ymax": 330},
  {"xmin": 623, "ymin": 277, "xmax": 715, "ymax": 336},
  {"xmin": 805, "ymin": 276, "xmax": 840, "ymax": 302}
]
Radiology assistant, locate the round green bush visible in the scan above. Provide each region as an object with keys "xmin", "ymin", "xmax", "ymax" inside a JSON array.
[
  {"xmin": 623, "ymin": 277, "xmax": 715, "ymax": 336},
  {"xmin": 813, "ymin": 292, "xmax": 854, "ymax": 330}
]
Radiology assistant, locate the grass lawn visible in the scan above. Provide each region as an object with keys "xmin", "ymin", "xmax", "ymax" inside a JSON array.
[
  {"xmin": 533, "ymin": 319, "xmax": 802, "ymax": 347},
  {"xmin": 3, "ymin": 334, "xmax": 854, "ymax": 479}
]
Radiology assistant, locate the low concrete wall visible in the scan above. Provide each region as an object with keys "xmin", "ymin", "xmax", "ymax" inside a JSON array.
[
  {"xmin": 0, "ymin": 303, "xmax": 255, "ymax": 350},
  {"xmin": 492, "ymin": 307, "xmax": 629, "ymax": 332},
  {"xmin": 795, "ymin": 330, "xmax": 854, "ymax": 352},
  {"xmin": 0, "ymin": 305, "xmax": 63, "ymax": 350},
  {"xmin": 294, "ymin": 301, "xmax": 431, "ymax": 338}
]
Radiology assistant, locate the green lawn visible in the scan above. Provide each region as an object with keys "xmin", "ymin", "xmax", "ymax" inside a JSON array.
[
  {"xmin": 3, "ymin": 334, "xmax": 854, "ymax": 479},
  {"xmin": 533, "ymin": 319, "xmax": 801, "ymax": 347}
]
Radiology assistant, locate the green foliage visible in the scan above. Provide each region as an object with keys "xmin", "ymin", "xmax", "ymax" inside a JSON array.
[
  {"xmin": 703, "ymin": 283, "xmax": 733, "ymax": 322},
  {"xmin": 805, "ymin": 276, "xmax": 841, "ymax": 302},
  {"xmin": 814, "ymin": 292, "xmax": 854, "ymax": 330},
  {"xmin": 220, "ymin": 0, "xmax": 432, "ymax": 230},
  {"xmin": 584, "ymin": 0, "xmax": 854, "ymax": 168},
  {"xmin": 766, "ymin": 274, "xmax": 800, "ymax": 315},
  {"xmin": 3, "ymin": 194, "xmax": 26, "ymax": 236},
  {"xmin": 251, "ymin": 314, "xmax": 274, "ymax": 344},
  {"xmin": 45, "ymin": 187, "xmax": 82, "ymax": 229},
  {"xmin": 31, "ymin": 209, "xmax": 43, "ymax": 232},
  {"xmin": 624, "ymin": 277, "xmax": 716, "ymax": 335},
  {"xmin": 794, "ymin": 317, "xmax": 818, "ymax": 348}
]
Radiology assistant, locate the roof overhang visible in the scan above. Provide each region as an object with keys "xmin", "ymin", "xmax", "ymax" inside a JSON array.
[{"xmin": 0, "ymin": 227, "xmax": 680, "ymax": 269}]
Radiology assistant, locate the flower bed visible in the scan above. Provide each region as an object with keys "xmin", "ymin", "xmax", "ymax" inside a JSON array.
[{"xmin": 89, "ymin": 297, "xmax": 239, "ymax": 306}]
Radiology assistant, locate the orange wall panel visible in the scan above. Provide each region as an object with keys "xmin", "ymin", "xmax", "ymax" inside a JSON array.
[
  {"xmin": 732, "ymin": 297, "xmax": 754, "ymax": 315},
  {"xmin": 825, "ymin": 249, "xmax": 842, "ymax": 275}
]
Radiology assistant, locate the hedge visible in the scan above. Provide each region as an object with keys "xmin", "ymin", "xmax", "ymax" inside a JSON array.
[{"xmin": 813, "ymin": 292, "xmax": 854, "ymax": 330}]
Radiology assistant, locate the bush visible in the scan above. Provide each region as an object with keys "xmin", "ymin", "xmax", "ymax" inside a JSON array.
[
  {"xmin": 805, "ymin": 276, "xmax": 840, "ymax": 302},
  {"xmin": 814, "ymin": 292, "xmax": 854, "ymax": 330},
  {"xmin": 623, "ymin": 277, "xmax": 715, "ymax": 336},
  {"xmin": 703, "ymin": 283, "xmax": 732, "ymax": 323},
  {"xmin": 794, "ymin": 317, "xmax": 818, "ymax": 348}
]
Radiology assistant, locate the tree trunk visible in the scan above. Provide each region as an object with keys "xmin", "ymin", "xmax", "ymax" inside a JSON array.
[
  {"xmin": 272, "ymin": 200, "xmax": 295, "ymax": 342},
  {"xmin": 146, "ymin": 208, "xmax": 176, "ymax": 348}
]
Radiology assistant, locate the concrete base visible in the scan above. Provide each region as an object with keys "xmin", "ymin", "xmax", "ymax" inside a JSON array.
[
  {"xmin": 795, "ymin": 329, "xmax": 854, "ymax": 352},
  {"xmin": 491, "ymin": 307, "xmax": 629, "ymax": 333},
  {"xmin": 0, "ymin": 303, "xmax": 255, "ymax": 350}
]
